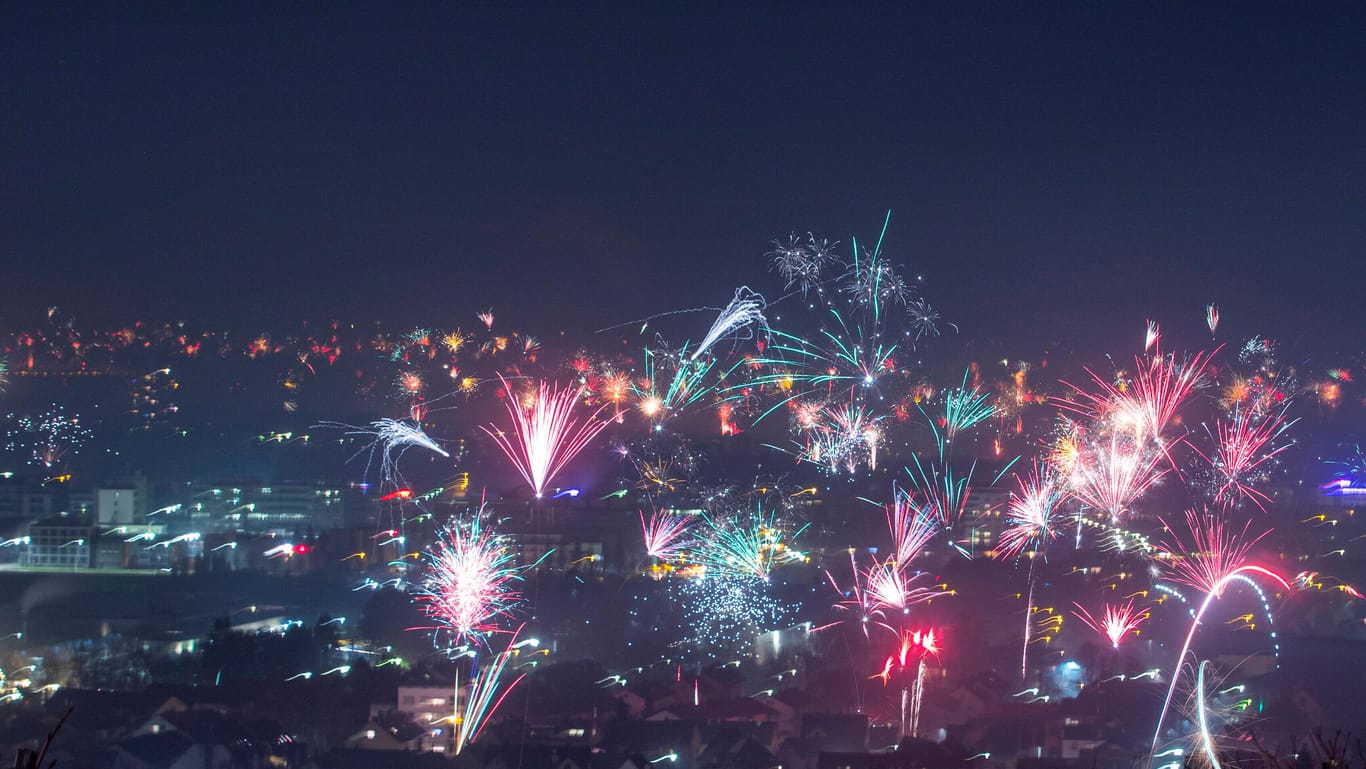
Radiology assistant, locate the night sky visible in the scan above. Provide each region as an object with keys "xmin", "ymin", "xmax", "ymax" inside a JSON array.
[{"xmin": 4, "ymin": 4, "xmax": 1365, "ymax": 351}]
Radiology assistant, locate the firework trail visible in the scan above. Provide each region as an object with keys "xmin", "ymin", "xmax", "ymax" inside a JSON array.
[
  {"xmin": 482, "ymin": 376, "xmax": 611, "ymax": 498},
  {"xmin": 996, "ymin": 464, "xmax": 1067, "ymax": 680},
  {"xmin": 318, "ymin": 418, "xmax": 448, "ymax": 490},
  {"xmin": 454, "ymin": 627, "xmax": 528, "ymax": 754},
  {"xmin": 1149, "ymin": 510, "xmax": 1290, "ymax": 762},
  {"xmin": 1197, "ymin": 407, "xmax": 1297, "ymax": 511},
  {"xmin": 1071, "ymin": 599, "xmax": 1148, "ymax": 649},
  {"xmin": 1193, "ymin": 660, "xmax": 1224, "ymax": 769},
  {"xmin": 415, "ymin": 511, "xmax": 526, "ymax": 646},
  {"xmin": 690, "ymin": 287, "xmax": 768, "ymax": 360},
  {"xmin": 871, "ymin": 628, "xmax": 939, "ymax": 740},
  {"xmin": 1145, "ymin": 320, "xmax": 1161, "ymax": 353},
  {"xmin": 640, "ymin": 509, "xmax": 696, "ymax": 561},
  {"xmin": 1206, "ymin": 304, "xmax": 1219, "ymax": 336}
]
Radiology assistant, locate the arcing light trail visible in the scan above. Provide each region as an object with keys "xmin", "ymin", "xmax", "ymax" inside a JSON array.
[{"xmin": 1149, "ymin": 511, "xmax": 1290, "ymax": 763}]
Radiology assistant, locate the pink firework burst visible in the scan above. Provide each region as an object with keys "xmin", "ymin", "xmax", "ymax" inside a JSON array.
[
  {"xmin": 1057, "ymin": 350, "xmax": 1214, "ymax": 472},
  {"xmin": 1065, "ymin": 430, "xmax": 1166, "ymax": 522},
  {"xmin": 482, "ymin": 376, "xmax": 611, "ymax": 498},
  {"xmin": 1160, "ymin": 509, "xmax": 1273, "ymax": 595},
  {"xmin": 1072, "ymin": 599, "xmax": 1148, "ymax": 649},
  {"xmin": 640, "ymin": 509, "xmax": 696, "ymax": 561},
  {"xmin": 886, "ymin": 493, "xmax": 939, "ymax": 565},
  {"xmin": 1199, "ymin": 408, "xmax": 1296, "ymax": 511},
  {"xmin": 995, "ymin": 463, "xmax": 1067, "ymax": 559},
  {"xmin": 416, "ymin": 513, "xmax": 524, "ymax": 645}
]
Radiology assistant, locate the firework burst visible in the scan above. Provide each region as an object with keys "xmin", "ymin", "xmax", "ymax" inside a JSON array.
[
  {"xmin": 995, "ymin": 464, "xmax": 1066, "ymax": 559},
  {"xmin": 482, "ymin": 376, "xmax": 611, "ymax": 498},
  {"xmin": 1071, "ymin": 599, "xmax": 1148, "ymax": 649},
  {"xmin": 640, "ymin": 508, "xmax": 697, "ymax": 561},
  {"xmin": 416, "ymin": 511, "xmax": 526, "ymax": 646},
  {"xmin": 5, "ymin": 407, "xmax": 93, "ymax": 469}
]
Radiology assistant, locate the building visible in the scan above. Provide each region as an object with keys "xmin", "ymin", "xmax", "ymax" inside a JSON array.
[
  {"xmin": 96, "ymin": 475, "xmax": 149, "ymax": 526},
  {"xmin": 22, "ymin": 517, "xmax": 93, "ymax": 569},
  {"xmin": 175, "ymin": 481, "xmax": 347, "ymax": 534}
]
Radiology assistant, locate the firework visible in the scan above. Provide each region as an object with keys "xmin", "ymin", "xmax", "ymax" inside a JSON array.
[
  {"xmin": 939, "ymin": 370, "xmax": 995, "ymax": 444},
  {"xmin": 481, "ymin": 377, "xmax": 611, "ymax": 498},
  {"xmin": 886, "ymin": 493, "xmax": 940, "ymax": 565},
  {"xmin": 1150, "ymin": 510, "xmax": 1290, "ymax": 760},
  {"xmin": 690, "ymin": 287, "xmax": 768, "ymax": 360},
  {"xmin": 829, "ymin": 496, "xmax": 944, "ymax": 631},
  {"xmin": 1063, "ymin": 427, "xmax": 1166, "ymax": 522},
  {"xmin": 768, "ymin": 233, "xmax": 838, "ymax": 297},
  {"xmin": 1071, "ymin": 599, "xmax": 1147, "ymax": 649},
  {"xmin": 640, "ymin": 509, "xmax": 696, "ymax": 561},
  {"xmin": 415, "ymin": 511, "xmax": 525, "ymax": 646},
  {"xmin": 1198, "ymin": 408, "xmax": 1296, "ymax": 511},
  {"xmin": 694, "ymin": 504, "xmax": 806, "ymax": 581},
  {"xmin": 905, "ymin": 453, "xmax": 976, "ymax": 535},
  {"xmin": 1145, "ymin": 320, "xmax": 1161, "ymax": 353},
  {"xmin": 454, "ymin": 628, "xmax": 528, "ymax": 754},
  {"xmin": 1162, "ymin": 509, "xmax": 1272, "ymax": 595},
  {"xmin": 5, "ymin": 407, "xmax": 93, "ymax": 469},
  {"xmin": 871, "ymin": 628, "xmax": 939, "ymax": 740},
  {"xmin": 1206, "ymin": 304, "xmax": 1219, "ymax": 336},
  {"xmin": 995, "ymin": 464, "xmax": 1066, "ymax": 559},
  {"xmin": 319, "ymin": 418, "xmax": 448, "ymax": 490},
  {"xmin": 673, "ymin": 576, "xmax": 790, "ymax": 659},
  {"xmin": 634, "ymin": 347, "xmax": 717, "ymax": 420}
]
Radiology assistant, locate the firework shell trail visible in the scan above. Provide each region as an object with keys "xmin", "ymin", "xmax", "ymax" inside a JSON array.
[
  {"xmin": 690, "ymin": 287, "xmax": 769, "ymax": 361},
  {"xmin": 1149, "ymin": 510, "xmax": 1290, "ymax": 762},
  {"xmin": 317, "ymin": 418, "xmax": 449, "ymax": 492},
  {"xmin": 454, "ymin": 626, "xmax": 528, "ymax": 754}
]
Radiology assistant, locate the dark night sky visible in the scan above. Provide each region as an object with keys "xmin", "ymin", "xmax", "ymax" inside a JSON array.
[{"xmin": 3, "ymin": 3, "xmax": 1365, "ymax": 351}]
